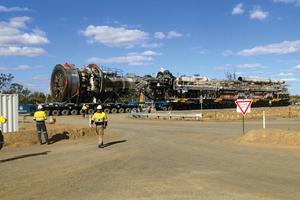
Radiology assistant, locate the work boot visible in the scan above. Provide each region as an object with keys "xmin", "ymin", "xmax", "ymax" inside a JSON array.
[
  {"xmin": 39, "ymin": 142, "xmax": 42, "ymax": 145},
  {"xmin": 46, "ymin": 141, "xmax": 49, "ymax": 145}
]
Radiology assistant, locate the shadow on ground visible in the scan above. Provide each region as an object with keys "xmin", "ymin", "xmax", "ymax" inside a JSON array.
[
  {"xmin": 49, "ymin": 131, "xmax": 69, "ymax": 144},
  {"xmin": 0, "ymin": 151, "xmax": 51, "ymax": 163},
  {"xmin": 102, "ymin": 140, "xmax": 127, "ymax": 148}
]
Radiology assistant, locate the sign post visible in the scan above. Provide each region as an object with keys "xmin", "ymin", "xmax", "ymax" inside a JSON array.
[
  {"xmin": 263, "ymin": 111, "xmax": 265, "ymax": 129},
  {"xmin": 235, "ymin": 99, "xmax": 253, "ymax": 135},
  {"xmin": 200, "ymin": 94, "xmax": 203, "ymax": 120}
]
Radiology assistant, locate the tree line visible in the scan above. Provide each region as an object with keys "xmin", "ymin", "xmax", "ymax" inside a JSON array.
[{"xmin": 0, "ymin": 73, "xmax": 49, "ymax": 105}]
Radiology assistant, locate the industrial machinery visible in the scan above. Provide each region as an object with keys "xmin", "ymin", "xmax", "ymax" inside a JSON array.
[
  {"xmin": 47, "ymin": 63, "xmax": 290, "ymax": 115},
  {"xmin": 147, "ymin": 73, "xmax": 290, "ymax": 110},
  {"xmin": 50, "ymin": 63, "xmax": 142, "ymax": 104}
]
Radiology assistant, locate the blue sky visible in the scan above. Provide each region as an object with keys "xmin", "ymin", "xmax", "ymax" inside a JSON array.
[{"xmin": 1, "ymin": 0, "xmax": 300, "ymax": 96}]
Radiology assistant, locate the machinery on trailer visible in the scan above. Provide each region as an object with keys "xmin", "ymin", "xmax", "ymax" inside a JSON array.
[
  {"xmin": 143, "ymin": 72, "xmax": 290, "ymax": 110},
  {"xmin": 45, "ymin": 63, "xmax": 290, "ymax": 115}
]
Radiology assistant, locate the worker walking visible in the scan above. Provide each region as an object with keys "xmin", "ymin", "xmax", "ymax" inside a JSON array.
[
  {"xmin": 0, "ymin": 114, "xmax": 7, "ymax": 150},
  {"xmin": 91, "ymin": 105, "xmax": 108, "ymax": 148},
  {"xmin": 33, "ymin": 105, "xmax": 49, "ymax": 145},
  {"xmin": 81, "ymin": 104, "xmax": 87, "ymax": 118}
]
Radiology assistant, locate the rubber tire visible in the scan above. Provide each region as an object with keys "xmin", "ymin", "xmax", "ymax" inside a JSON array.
[
  {"xmin": 104, "ymin": 108, "xmax": 110, "ymax": 114},
  {"xmin": 52, "ymin": 110, "xmax": 60, "ymax": 116},
  {"xmin": 88, "ymin": 109, "xmax": 94, "ymax": 115},
  {"xmin": 163, "ymin": 106, "xmax": 168, "ymax": 111},
  {"xmin": 118, "ymin": 108, "xmax": 125, "ymax": 113},
  {"xmin": 61, "ymin": 110, "xmax": 69, "ymax": 116},
  {"xmin": 44, "ymin": 110, "xmax": 50, "ymax": 116},
  {"xmin": 111, "ymin": 108, "xmax": 117, "ymax": 114},
  {"xmin": 70, "ymin": 109, "xmax": 78, "ymax": 115},
  {"xmin": 125, "ymin": 108, "xmax": 131, "ymax": 113}
]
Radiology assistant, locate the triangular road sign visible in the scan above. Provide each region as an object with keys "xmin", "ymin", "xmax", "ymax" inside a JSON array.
[{"xmin": 235, "ymin": 100, "xmax": 253, "ymax": 116}]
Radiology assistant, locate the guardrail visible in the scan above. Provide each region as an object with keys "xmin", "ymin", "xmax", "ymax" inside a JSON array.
[{"xmin": 131, "ymin": 111, "xmax": 203, "ymax": 121}]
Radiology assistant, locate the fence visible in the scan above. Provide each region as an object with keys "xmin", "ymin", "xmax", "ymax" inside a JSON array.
[{"xmin": 0, "ymin": 94, "xmax": 19, "ymax": 132}]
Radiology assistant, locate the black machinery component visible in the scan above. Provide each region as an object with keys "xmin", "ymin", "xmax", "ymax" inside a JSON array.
[
  {"xmin": 50, "ymin": 63, "xmax": 80, "ymax": 103},
  {"xmin": 51, "ymin": 63, "xmax": 141, "ymax": 104}
]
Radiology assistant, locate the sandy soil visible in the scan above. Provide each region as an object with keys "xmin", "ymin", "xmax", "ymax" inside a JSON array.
[{"xmin": 1, "ymin": 112, "xmax": 300, "ymax": 199}]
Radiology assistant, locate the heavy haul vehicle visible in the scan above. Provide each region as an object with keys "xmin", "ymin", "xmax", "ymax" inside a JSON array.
[{"xmin": 43, "ymin": 63, "xmax": 290, "ymax": 115}]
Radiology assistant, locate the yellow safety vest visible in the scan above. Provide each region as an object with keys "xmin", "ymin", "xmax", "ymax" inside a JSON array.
[
  {"xmin": 33, "ymin": 111, "xmax": 47, "ymax": 122},
  {"xmin": 91, "ymin": 112, "xmax": 108, "ymax": 125},
  {"xmin": 0, "ymin": 115, "xmax": 6, "ymax": 123},
  {"xmin": 82, "ymin": 105, "xmax": 87, "ymax": 110}
]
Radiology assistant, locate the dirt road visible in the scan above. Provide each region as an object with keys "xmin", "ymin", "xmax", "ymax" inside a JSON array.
[{"xmin": 1, "ymin": 113, "xmax": 300, "ymax": 199}]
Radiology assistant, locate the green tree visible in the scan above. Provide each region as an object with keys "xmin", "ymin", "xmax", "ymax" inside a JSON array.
[
  {"xmin": 0, "ymin": 73, "xmax": 47, "ymax": 104},
  {"xmin": 0, "ymin": 73, "xmax": 14, "ymax": 92},
  {"xmin": 27, "ymin": 92, "xmax": 46, "ymax": 104},
  {"xmin": 224, "ymin": 67, "xmax": 237, "ymax": 80}
]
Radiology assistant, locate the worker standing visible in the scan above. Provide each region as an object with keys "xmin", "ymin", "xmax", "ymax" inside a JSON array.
[
  {"xmin": 148, "ymin": 106, "xmax": 151, "ymax": 113},
  {"xmin": 33, "ymin": 105, "xmax": 49, "ymax": 145},
  {"xmin": 269, "ymin": 100, "xmax": 272, "ymax": 108},
  {"xmin": 81, "ymin": 104, "xmax": 87, "ymax": 118},
  {"xmin": 0, "ymin": 114, "xmax": 7, "ymax": 150},
  {"xmin": 90, "ymin": 105, "xmax": 108, "ymax": 148}
]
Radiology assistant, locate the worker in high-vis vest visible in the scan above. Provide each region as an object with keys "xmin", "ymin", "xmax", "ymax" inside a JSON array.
[
  {"xmin": 0, "ymin": 114, "xmax": 7, "ymax": 150},
  {"xmin": 33, "ymin": 105, "xmax": 49, "ymax": 145},
  {"xmin": 91, "ymin": 105, "xmax": 108, "ymax": 148},
  {"xmin": 81, "ymin": 104, "xmax": 87, "ymax": 118}
]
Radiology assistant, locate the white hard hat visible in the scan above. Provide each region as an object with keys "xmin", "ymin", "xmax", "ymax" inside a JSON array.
[
  {"xmin": 97, "ymin": 105, "xmax": 102, "ymax": 110},
  {"xmin": 38, "ymin": 105, "xmax": 43, "ymax": 109}
]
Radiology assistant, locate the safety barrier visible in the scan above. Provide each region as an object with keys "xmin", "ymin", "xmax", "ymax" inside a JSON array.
[{"xmin": 131, "ymin": 111, "xmax": 202, "ymax": 121}]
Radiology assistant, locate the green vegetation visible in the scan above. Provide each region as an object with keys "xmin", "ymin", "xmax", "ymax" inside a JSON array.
[{"xmin": 0, "ymin": 73, "xmax": 49, "ymax": 104}]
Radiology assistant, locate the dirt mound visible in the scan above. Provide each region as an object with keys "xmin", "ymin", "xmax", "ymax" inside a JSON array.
[
  {"xmin": 2, "ymin": 123, "xmax": 110, "ymax": 148},
  {"xmin": 235, "ymin": 129, "xmax": 300, "ymax": 147}
]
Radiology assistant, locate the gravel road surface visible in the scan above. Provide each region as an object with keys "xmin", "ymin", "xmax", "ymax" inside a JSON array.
[{"xmin": 1, "ymin": 113, "xmax": 300, "ymax": 200}]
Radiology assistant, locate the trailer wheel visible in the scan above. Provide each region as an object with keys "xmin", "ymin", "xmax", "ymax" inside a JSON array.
[
  {"xmin": 104, "ymin": 108, "xmax": 110, "ymax": 114},
  {"xmin": 118, "ymin": 108, "xmax": 125, "ymax": 113},
  {"xmin": 168, "ymin": 106, "xmax": 173, "ymax": 111},
  {"xmin": 61, "ymin": 109, "xmax": 69, "ymax": 116},
  {"xmin": 163, "ymin": 106, "xmax": 168, "ymax": 111},
  {"xmin": 111, "ymin": 108, "xmax": 117, "ymax": 114},
  {"xmin": 44, "ymin": 110, "xmax": 50, "ymax": 116},
  {"xmin": 70, "ymin": 109, "xmax": 78, "ymax": 115},
  {"xmin": 79, "ymin": 110, "xmax": 83, "ymax": 115},
  {"xmin": 88, "ymin": 109, "xmax": 94, "ymax": 115},
  {"xmin": 52, "ymin": 110, "xmax": 60, "ymax": 116},
  {"xmin": 125, "ymin": 108, "xmax": 131, "ymax": 113}
]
